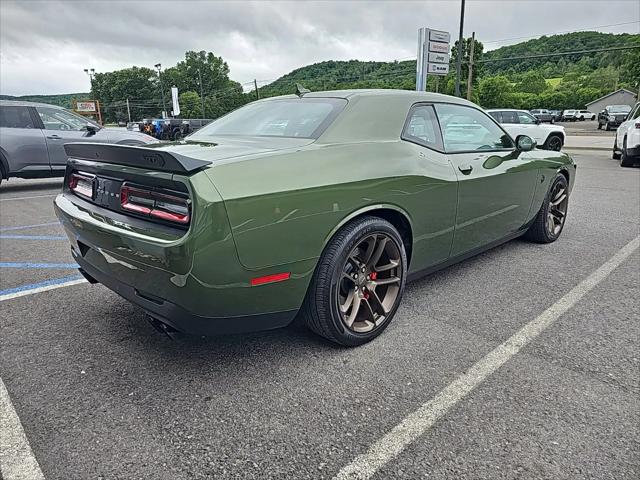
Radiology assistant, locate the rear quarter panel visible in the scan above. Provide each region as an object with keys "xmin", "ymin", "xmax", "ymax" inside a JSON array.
[{"xmin": 206, "ymin": 140, "xmax": 458, "ymax": 273}]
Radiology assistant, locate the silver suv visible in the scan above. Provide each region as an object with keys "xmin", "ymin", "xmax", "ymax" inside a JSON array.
[{"xmin": 0, "ymin": 100, "xmax": 157, "ymax": 186}]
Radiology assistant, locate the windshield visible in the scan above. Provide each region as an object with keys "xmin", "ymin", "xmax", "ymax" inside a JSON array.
[
  {"xmin": 189, "ymin": 98, "xmax": 347, "ymax": 140},
  {"xmin": 608, "ymin": 105, "xmax": 631, "ymax": 113}
]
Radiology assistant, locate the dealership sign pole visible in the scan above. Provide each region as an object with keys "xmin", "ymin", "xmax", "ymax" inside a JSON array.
[{"xmin": 416, "ymin": 28, "xmax": 451, "ymax": 92}]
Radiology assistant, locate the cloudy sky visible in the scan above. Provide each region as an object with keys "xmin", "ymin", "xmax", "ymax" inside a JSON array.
[{"xmin": 1, "ymin": 0, "xmax": 639, "ymax": 96}]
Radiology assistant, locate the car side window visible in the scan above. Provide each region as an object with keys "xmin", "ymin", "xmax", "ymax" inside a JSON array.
[
  {"xmin": 516, "ymin": 111, "xmax": 537, "ymax": 124},
  {"xmin": 402, "ymin": 104, "xmax": 443, "ymax": 151},
  {"xmin": 0, "ymin": 106, "xmax": 36, "ymax": 129},
  {"xmin": 435, "ymin": 103, "xmax": 514, "ymax": 153},
  {"xmin": 487, "ymin": 111, "xmax": 502, "ymax": 123},
  {"xmin": 501, "ymin": 111, "xmax": 519, "ymax": 124},
  {"xmin": 36, "ymin": 106, "xmax": 90, "ymax": 131}
]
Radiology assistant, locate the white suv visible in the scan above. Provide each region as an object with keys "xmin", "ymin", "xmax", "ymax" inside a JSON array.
[
  {"xmin": 486, "ymin": 109, "xmax": 566, "ymax": 151},
  {"xmin": 613, "ymin": 102, "xmax": 639, "ymax": 167}
]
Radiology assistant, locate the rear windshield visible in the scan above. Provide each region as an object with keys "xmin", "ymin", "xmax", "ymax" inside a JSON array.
[
  {"xmin": 189, "ymin": 98, "xmax": 347, "ymax": 140},
  {"xmin": 608, "ymin": 105, "xmax": 631, "ymax": 113}
]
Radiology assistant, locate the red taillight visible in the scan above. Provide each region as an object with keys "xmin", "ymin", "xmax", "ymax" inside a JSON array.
[
  {"xmin": 68, "ymin": 172, "xmax": 94, "ymax": 199},
  {"xmin": 250, "ymin": 272, "xmax": 291, "ymax": 286},
  {"xmin": 120, "ymin": 184, "xmax": 190, "ymax": 224}
]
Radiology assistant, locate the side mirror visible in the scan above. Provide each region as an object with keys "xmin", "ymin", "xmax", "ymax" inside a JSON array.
[
  {"xmin": 85, "ymin": 125, "xmax": 98, "ymax": 136},
  {"xmin": 516, "ymin": 135, "xmax": 536, "ymax": 152},
  {"xmin": 535, "ymin": 118, "xmax": 541, "ymax": 125}
]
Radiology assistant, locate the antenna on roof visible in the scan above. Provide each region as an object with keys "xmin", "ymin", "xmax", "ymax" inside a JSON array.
[{"xmin": 295, "ymin": 83, "xmax": 310, "ymax": 97}]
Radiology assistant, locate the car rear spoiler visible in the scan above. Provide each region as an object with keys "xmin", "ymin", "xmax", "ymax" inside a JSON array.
[{"xmin": 64, "ymin": 143, "xmax": 211, "ymax": 174}]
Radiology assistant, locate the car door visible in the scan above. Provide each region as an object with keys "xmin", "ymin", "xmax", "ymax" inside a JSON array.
[
  {"xmin": 434, "ymin": 103, "xmax": 538, "ymax": 257},
  {"xmin": 0, "ymin": 105, "xmax": 49, "ymax": 175},
  {"xmin": 496, "ymin": 110, "xmax": 526, "ymax": 141},
  {"xmin": 617, "ymin": 103, "xmax": 640, "ymax": 147},
  {"xmin": 399, "ymin": 103, "xmax": 458, "ymax": 270},
  {"xmin": 514, "ymin": 110, "xmax": 546, "ymax": 145},
  {"xmin": 34, "ymin": 106, "xmax": 94, "ymax": 172}
]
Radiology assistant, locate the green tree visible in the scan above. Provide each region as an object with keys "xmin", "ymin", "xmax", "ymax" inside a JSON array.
[
  {"xmin": 178, "ymin": 91, "xmax": 203, "ymax": 118},
  {"xmin": 517, "ymin": 71, "xmax": 548, "ymax": 94},
  {"xmin": 92, "ymin": 66, "xmax": 159, "ymax": 122},
  {"xmin": 477, "ymin": 75, "xmax": 512, "ymax": 108}
]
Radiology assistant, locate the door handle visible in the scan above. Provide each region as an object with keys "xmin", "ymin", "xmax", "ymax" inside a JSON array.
[
  {"xmin": 458, "ymin": 164, "xmax": 473, "ymax": 175},
  {"xmin": 47, "ymin": 135, "xmax": 62, "ymax": 140}
]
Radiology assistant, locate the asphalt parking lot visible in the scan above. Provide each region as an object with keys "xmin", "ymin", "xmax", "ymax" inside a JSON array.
[{"xmin": 1, "ymin": 151, "xmax": 639, "ymax": 480}]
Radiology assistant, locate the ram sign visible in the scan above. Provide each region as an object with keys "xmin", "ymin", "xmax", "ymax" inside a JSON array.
[{"xmin": 416, "ymin": 27, "xmax": 451, "ymax": 90}]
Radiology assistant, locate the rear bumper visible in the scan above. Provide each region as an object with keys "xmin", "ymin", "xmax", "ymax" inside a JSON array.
[
  {"xmin": 55, "ymin": 188, "xmax": 314, "ymax": 335},
  {"xmin": 75, "ymin": 257, "xmax": 296, "ymax": 335}
]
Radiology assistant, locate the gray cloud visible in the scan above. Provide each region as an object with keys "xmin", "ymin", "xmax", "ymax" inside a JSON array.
[{"xmin": 1, "ymin": 0, "xmax": 638, "ymax": 95}]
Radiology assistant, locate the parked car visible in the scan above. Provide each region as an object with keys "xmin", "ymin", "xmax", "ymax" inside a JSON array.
[
  {"xmin": 598, "ymin": 105, "xmax": 633, "ymax": 130},
  {"xmin": 0, "ymin": 100, "xmax": 158, "ymax": 186},
  {"xmin": 549, "ymin": 110, "xmax": 562, "ymax": 119},
  {"xmin": 561, "ymin": 109, "xmax": 578, "ymax": 121},
  {"xmin": 576, "ymin": 110, "xmax": 596, "ymax": 121},
  {"xmin": 529, "ymin": 109, "xmax": 557, "ymax": 123},
  {"xmin": 486, "ymin": 109, "xmax": 566, "ymax": 151},
  {"xmin": 613, "ymin": 102, "xmax": 640, "ymax": 167},
  {"xmin": 54, "ymin": 89, "xmax": 575, "ymax": 346}
]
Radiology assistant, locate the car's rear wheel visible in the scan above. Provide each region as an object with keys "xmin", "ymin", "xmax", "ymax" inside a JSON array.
[
  {"xmin": 613, "ymin": 138, "xmax": 622, "ymax": 160},
  {"xmin": 524, "ymin": 174, "xmax": 569, "ymax": 244},
  {"xmin": 620, "ymin": 137, "xmax": 635, "ymax": 168},
  {"xmin": 544, "ymin": 134, "xmax": 563, "ymax": 151},
  {"xmin": 301, "ymin": 216, "xmax": 407, "ymax": 346}
]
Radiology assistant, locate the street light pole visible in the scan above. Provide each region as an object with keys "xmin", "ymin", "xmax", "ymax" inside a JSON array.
[
  {"xmin": 155, "ymin": 63, "xmax": 167, "ymax": 118},
  {"xmin": 455, "ymin": 0, "xmax": 466, "ymax": 97},
  {"xmin": 197, "ymin": 68, "xmax": 206, "ymax": 119},
  {"xmin": 83, "ymin": 68, "xmax": 95, "ymax": 96}
]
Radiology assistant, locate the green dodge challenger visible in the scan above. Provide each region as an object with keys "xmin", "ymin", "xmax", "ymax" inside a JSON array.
[{"xmin": 54, "ymin": 89, "xmax": 575, "ymax": 346}]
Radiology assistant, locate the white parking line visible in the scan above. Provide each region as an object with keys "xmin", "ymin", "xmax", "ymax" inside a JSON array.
[
  {"xmin": 0, "ymin": 378, "xmax": 45, "ymax": 480},
  {"xmin": 334, "ymin": 235, "xmax": 640, "ymax": 480},
  {"xmin": 0, "ymin": 194, "xmax": 57, "ymax": 202},
  {"xmin": 0, "ymin": 278, "xmax": 86, "ymax": 302}
]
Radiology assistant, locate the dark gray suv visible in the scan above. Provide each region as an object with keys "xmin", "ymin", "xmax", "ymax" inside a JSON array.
[{"xmin": 0, "ymin": 100, "xmax": 157, "ymax": 186}]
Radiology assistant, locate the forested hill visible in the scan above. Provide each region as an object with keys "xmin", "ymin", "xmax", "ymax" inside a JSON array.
[
  {"xmin": 482, "ymin": 31, "xmax": 640, "ymax": 76},
  {"xmin": 0, "ymin": 93, "xmax": 89, "ymax": 109},
  {"xmin": 257, "ymin": 31, "xmax": 639, "ymax": 109}
]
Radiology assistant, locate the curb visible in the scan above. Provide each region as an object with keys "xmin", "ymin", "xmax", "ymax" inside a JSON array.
[{"xmin": 563, "ymin": 146, "xmax": 611, "ymax": 152}]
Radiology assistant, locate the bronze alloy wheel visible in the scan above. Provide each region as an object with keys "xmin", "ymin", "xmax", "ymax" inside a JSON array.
[
  {"xmin": 337, "ymin": 233, "xmax": 402, "ymax": 333},
  {"xmin": 547, "ymin": 180, "xmax": 568, "ymax": 236}
]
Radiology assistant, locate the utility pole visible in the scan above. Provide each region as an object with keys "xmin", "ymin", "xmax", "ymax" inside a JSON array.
[
  {"xmin": 254, "ymin": 79, "xmax": 260, "ymax": 100},
  {"xmin": 126, "ymin": 98, "xmax": 131, "ymax": 122},
  {"xmin": 455, "ymin": 0, "xmax": 466, "ymax": 97},
  {"xmin": 467, "ymin": 31, "xmax": 475, "ymax": 101},
  {"xmin": 197, "ymin": 68, "xmax": 206, "ymax": 119},
  {"xmin": 154, "ymin": 63, "xmax": 167, "ymax": 117}
]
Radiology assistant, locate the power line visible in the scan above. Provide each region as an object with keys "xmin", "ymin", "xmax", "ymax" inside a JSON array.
[
  {"xmin": 482, "ymin": 21, "xmax": 640, "ymax": 45},
  {"xmin": 477, "ymin": 44, "xmax": 640, "ymax": 64}
]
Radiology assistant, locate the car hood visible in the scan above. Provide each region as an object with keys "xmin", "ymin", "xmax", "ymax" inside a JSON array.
[{"xmin": 148, "ymin": 136, "xmax": 314, "ymax": 164}]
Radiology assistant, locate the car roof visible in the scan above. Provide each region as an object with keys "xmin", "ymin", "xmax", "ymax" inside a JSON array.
[
  {"xmin": 260, "ymin": 89, "xmax": 478, "ymax": 107},
  {"xmin": 0, "ymin": 99, "xmax": 65, "ymax": 109}
]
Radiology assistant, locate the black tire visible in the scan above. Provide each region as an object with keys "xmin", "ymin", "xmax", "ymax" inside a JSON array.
[
  {"xmin": 300, "ymin": 216, "xmax": 407, "ymax": 346},
  {"xmin": 550, "ymin": 117, "xmax": 555, "ymax": 124},
  {"xmin": 613, "ymin": 138, "xmax": 621, "ymax": 160},
  {"xmin": 544, "ymin": 134, "xmax": 563, "ymax": 151},
  {"xmin": 620, "ymin": 137, "xmax": 635, "ymax": 167},
  {"xmin": 524, "ymin": 173, "xmax": 569, "ymax": 244}
]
